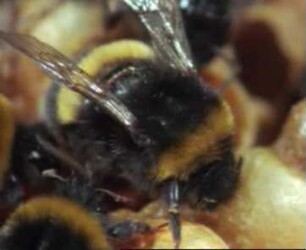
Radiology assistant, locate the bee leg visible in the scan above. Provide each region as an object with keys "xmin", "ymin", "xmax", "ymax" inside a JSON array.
[
  {"xmin": 106, "ymin": 220, "xmax": 151, "ymax": 239},
  {"xmin": 36, "ymin": 135, "xmax": 87, "ymax": 179},
  {"xmin": 163, "ymin": 179, "xmax": 181, "ymax": 249},
  {"xmin": 96, "ymin": 188, "xmax": 132, "ymax": 203}
]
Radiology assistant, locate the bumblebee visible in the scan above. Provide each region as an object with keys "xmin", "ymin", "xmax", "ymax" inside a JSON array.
[
  {"xmin": 0, "ymin": 196, "xmax": 111, "ymax": 250},
  {"xmin": 0, "ymin": 0, "xmax": 240, "ymax": 247},
  {"xmin": 0, "ymin": 194, "xmax": 154, "ymax": 250}
]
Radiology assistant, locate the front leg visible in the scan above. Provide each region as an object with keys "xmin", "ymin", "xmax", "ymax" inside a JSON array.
[{"xmin": 163, "ymin": 179, "xmax": 181, "ymax": 249}]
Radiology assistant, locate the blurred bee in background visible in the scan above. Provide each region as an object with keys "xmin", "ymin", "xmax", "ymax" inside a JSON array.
[
  {"xmin": 0, "ymin": 196, "xmax": 111, "ymax": 250},
  {"xmin": 0, "ymin": 0, "xmax": 240, "ymax": 247},
  {"xmin": 0, "ymin": 96, "xmax": 152, "ymax": 250},
  {"xmin": 179, "ymin": 0, "xmax": 231, "ymax": 65}
]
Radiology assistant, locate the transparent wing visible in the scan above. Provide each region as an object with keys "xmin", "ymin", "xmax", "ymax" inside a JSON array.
[
  {"xmin": 0, "ymin": 31, "xmax": 100, "ymax": 94},
  {"xmin": 0, "ymin": 31, "xmax": 150, "ymax": 146},
  {"xmin": 122, "ymin": 0, "xmax": 196, "ymax": 75}
]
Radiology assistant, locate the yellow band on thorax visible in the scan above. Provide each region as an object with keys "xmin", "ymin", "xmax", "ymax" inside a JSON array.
[{"xmin": 56, "ymin": 40, "xmax": 154, "ymax": 123}]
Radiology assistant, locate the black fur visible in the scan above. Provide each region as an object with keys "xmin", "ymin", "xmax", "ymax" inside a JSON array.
[
  {"xmin": 0, "ymin": 175, "xmax": 23, "ymax": 209},
  {"xmin": 10, "ymin": 125, "xmax": 58, "ymax": 186},
  {"xmin": 180, "ymin": 0, "xmax": 231, "ymax": 65},
  {"xmin": 0, "ymin": 219, "xmax": 89, "ymax": 250},
  {"xmin": 109, "ymin": 62, "xmax": 220, "ymax": 150},
  {"xmin": 182, "ymin": 138, "xmax": 241, "ymax": 210}
]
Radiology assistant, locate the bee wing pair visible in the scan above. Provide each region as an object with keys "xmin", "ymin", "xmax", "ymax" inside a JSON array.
[
  {"xmin": 0, "ymin": 0, "xmax": 195, "ymax": 144},
  {"xmin": 122, "ymin": 0, "xmax": 195, "ymax": 74}
]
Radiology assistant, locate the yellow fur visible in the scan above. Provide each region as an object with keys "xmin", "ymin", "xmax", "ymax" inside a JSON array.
[
  {"xmin": 78, "ymin": 40, "xmax": 154, "ymax": 75},
  {"xmin": 2, "ymin": 197, "xmax": 110, "ymax": 250},
  {"xmin": 57, "ymin": 40, "xmax": 154, "ymax": 123},
  {"xmin": 0, "ymin": 95, "xmax": 14, "ymax": 190},
  {"xmin": 152, "ymin": 100, "xmax": 234, "ymax": 181}
]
